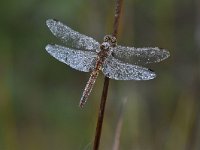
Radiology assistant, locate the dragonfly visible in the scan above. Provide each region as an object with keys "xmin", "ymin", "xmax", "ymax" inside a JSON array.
[{"xmin": 45, "ymin": 19, "xmax": 170, "ymax": 108}]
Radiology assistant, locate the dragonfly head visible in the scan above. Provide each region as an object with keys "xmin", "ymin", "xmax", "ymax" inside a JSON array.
[{"xmin": 103, "ymin": 35, "xmax": 117, "ymax": 47}]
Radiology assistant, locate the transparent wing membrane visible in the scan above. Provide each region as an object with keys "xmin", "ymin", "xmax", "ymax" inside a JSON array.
[
  {"xmin": 45, "ymin": 44, "xmax": 97, "ymax": 72},
  {"xmin": 102, "ymin": 56, "xmax": 156, "ymax": 80},
  {"xmin": 112, "ymin": 45, "xmax": 170, "ymax": 65},
  {"xmin": 46, "ymin": 19, "xmax": 100, "ymax": 51}
]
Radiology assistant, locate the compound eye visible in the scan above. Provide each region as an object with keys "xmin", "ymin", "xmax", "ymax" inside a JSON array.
[
  {"xmin": 111, "ymin": 37, "xmax": 117, "ymax": 47},
  {"xmin": 104, "ymin": 35, "xmax": 110, "ymax": 42},
  {"xmin": 111, "ymin": 37, "xmax": 116, "ymax": 43}
]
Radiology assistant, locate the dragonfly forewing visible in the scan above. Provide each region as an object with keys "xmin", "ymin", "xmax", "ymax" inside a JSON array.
[
  {"xmin": 46, "ymin": 19, "xmax": 100, "ymax": 51},
  {"xmin": 102, "ymin": 56, "xmax": 156, "ymax": 80},
  {"xmin": 46, "ymin": 44, "xmax": 97, "ymax": 72},
  {"xmin": 112, "ymin": 45, "xmax": 170, "ymax": 65}
]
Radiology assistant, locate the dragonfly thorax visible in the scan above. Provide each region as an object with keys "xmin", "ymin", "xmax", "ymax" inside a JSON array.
[
  {"xmin": 100, "ymin": 42, "xmax": 111, "ymax": 50},
  {"xmin": 98, "ymin": 42, "xmax": 112, "ymax": 58}
]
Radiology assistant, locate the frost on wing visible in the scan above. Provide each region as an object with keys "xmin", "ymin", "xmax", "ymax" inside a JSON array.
[
  {"xmin": 112, "ymin": 45, "xmax": 170, "ymax": 65},
  {"xmin": 46, "ymin": 19, "xmax": 100, "ymax": 51},
  {"xmin": 45, "ymin": 44, "xmax": 97, "ymax": 72},
  {"xmin": 102, "ymin": 56, "xmax": 156, "ymax": 80}
]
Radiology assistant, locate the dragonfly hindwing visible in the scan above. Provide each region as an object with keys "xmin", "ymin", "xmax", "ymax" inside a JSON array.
[
  {"xmin": 46, "ymin": 44, "xmax": 97, "ymax": 72},
  {"xmin": 102, "ymin": 56, "xmax": 156, "ymax": 80}
]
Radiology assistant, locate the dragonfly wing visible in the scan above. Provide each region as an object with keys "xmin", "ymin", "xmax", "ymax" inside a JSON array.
[
  {"xmin": 45, "ymin": 44, "xmax": 97, "ymax": 72},
  {"xmin": 102, "ymin": 56, "xmax": 156, "ymax": 80},
  {"xmin": 112, "ymin": 45, "xmax": 170, "ymax": 65},
  {"xmin": 46, "ymin": 19, "xmax": 100, "ymax": 51}
]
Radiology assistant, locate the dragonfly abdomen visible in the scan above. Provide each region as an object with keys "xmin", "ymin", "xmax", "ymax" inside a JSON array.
[{"xmin": 79, "ymin": 70, "xmax": 100, "ymax": 108}]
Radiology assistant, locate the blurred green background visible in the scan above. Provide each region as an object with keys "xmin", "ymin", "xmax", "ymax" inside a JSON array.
[{"xmin": 0, "ymin": 0, "xmax": 199, "ymax": 149}]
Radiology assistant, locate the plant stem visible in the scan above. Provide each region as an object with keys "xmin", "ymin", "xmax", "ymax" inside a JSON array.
[
  {"xmin": 93, "ymin": 77, "xmax": 110, "ymax": 150},
  {"xmin": 113, "ymin": 0, "xmax": 124, "ymax": 37},
  {"xmin": 93, "ymin": 0, "xmax": 124, "ymax": 150},
  {"xmin": 112, "ymin": 98, "xmax": 127, "ymax": 150}
]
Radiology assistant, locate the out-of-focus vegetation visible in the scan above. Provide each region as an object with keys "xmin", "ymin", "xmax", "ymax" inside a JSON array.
[{"xmin": 0, "ymin": 0, "xmax": 199, "ymax": 149}]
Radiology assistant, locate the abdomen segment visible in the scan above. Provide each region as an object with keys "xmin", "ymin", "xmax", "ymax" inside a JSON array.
[{"xmin": 79, "ymin": 70, "xmax": 99, "ymax": 108}]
